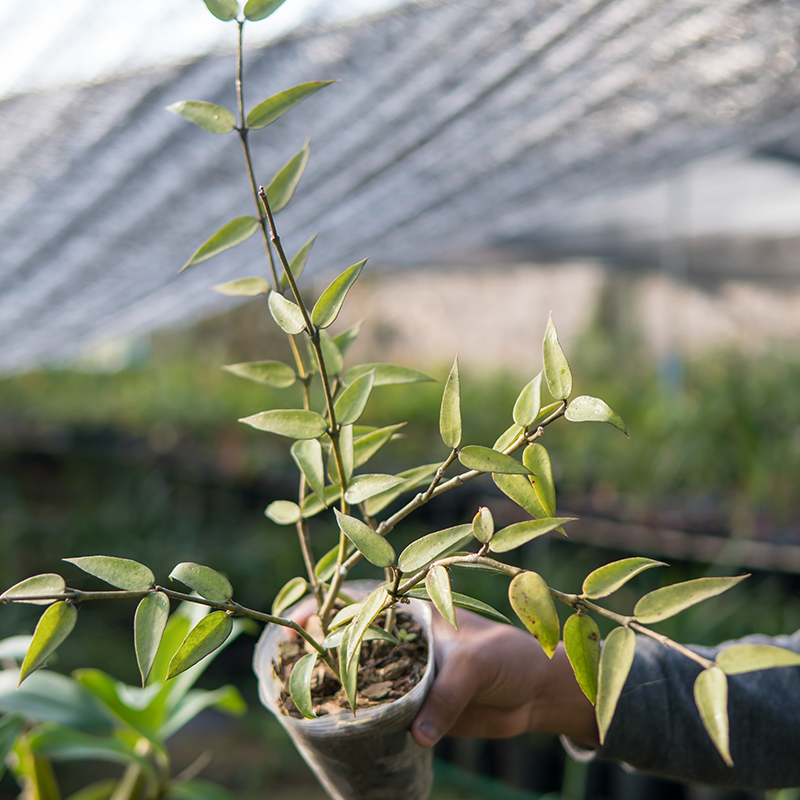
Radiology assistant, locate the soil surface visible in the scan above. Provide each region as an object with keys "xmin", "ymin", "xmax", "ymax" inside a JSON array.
[{"xmin": 274, "ymin": 611, "xmax": 428, "ymax": 719}]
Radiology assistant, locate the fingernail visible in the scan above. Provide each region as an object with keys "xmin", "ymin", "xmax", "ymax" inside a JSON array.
[{"xmin": 417, "ymin": 720, "xmax": 438, "ymax": 744}]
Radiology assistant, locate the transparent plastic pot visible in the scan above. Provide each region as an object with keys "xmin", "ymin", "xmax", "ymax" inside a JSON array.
[{"xmin": 253, "ymin": 582, "xmax": 435, "ymax": 800}]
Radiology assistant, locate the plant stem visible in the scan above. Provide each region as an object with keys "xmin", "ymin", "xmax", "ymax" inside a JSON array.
[
  {"xmin": 235, "ymin": 20, "xmax": 280, "ymax": 289},
  {"xmin": 6, "ymin": 588, "xmax": 335, "ymax": 670}
]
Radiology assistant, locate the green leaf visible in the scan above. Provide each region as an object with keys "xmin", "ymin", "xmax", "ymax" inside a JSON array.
[
  {"xmin": 281, "ymin": 233, "xmax": 317, "ymax": 289},
  {"xmin": 339, "ymin": 424, "xmax": 354, "ymax": 484},
  {"xmin": 323, "ymin": 626, "xmax": 398, "ymax": 650},
  {"xmin": 64, "ymin": 556, "xmax": 154, "ymax": 591},
  {"xmin": 19, "ymin": 602, "xmax": 78, "ymax": 684},
  {"xmin": 472, "ymin": 507, "xmax": 494, "ymax": 544},
  {"xmin": 272, "ymin": 577, "xmax": 308, "ymax": 616},
  {"xmin": 268, "ymin": 291, "xmax": 307, "ymax": 335},
  {"xmin": 343, "ymin": 363, "xmax": 436, "ymax": 387},
  {"xmin": 169, "ymin": 563, "xmax": 233, "ymax": 603},
  {"xmin": 72, "ymin": 669, "xmax": 159, "ymax": 741},
  {"xmin": 314, "ymin": 546, "xmax": 340, "ymax": 583},
  {"xmin": 265, "ymin": 140, "xmax": 310, "ymax": 214},
  {"xmin": 582, "ymin": 557, "xmax": 667, "ymax": 600},
  {"xmin": 426, "ymin": 565, "xmax": 456, "ymax": 629},
  {"xmin": 134, "ymin": 592, "xmax": 170, "ymax": 687},
  {"xmin": 338, "ymin": 626, "xmax": 357, "ymax": 714},
  {"xmin": 523, "ymin": 444, "xmax": 556, "ymax": 517},
  {"xmin": 330, "ymin": 603, "xmax": 361, "ymax": 630},
  {"xmin": 334, "ymin": 510, "xmax": 395, "ymax": 568},
  {"xmin": 634, "ymin": 575, "xmax": 748, "ymax": 624},
  {"xmin": 458, "ymin": 446, "xmax": 530, "ymax": 475},
  {"xmin": 289, "ymin": 652, "xmax": 318, "ymax": 719},
  {"xmin": 0, "ymin": 713, "xmax": 26, "ymax": 780},
  {"xmin": 211, "ymin": 276, "xmax": 270, "ymax": 296},
  {"xmin": 490, "ymin": 518, "xmax": 575, "ymax": 553},
  {"xmin": 202, "ymin": 0, "xmax": 239, "ymax": 21},
  {"xmin": 247, "ymin": 81, "xmax": 337, "ymax": 129},
  {"xmin": 1, "ymin": 574, "xmax": 65, "ymax": 606},
  {"xmin": 362, "ymin": 463, "xmax": 438, "ymax": 516},
  {"xmin": 265, "ymin": 500, "xmax": 301, "ymax": 525},
  {"xmin": 311, "ymin": 259, "xmax": 366, "ymax": 329},
  {"xmin": 353, "ymin": 423, "xmax": 406, "ymax": 469},
  {"xmin": 493, "ymin": 423, "xmax": 523, "ymax": 452},
  {"xmin": 166, "ymin": 101, "xmax": 236, "ymax": 134},
  {"xmin": 694, "ymin": 667, "xmax": 732, "ymax": 766},
  {"xmin": 180, "ymin": 216, "xmax": 259, "ymax": 271},
  {"xmin": 301, "ymin": 485, "xmax": 341, "ymax": 519},
  {"xmin": 167, "ymin": 613, "xmax": 233, "ymax": 680},
  {"xmin": 404, "ymin": 588, "xmax": 510, "ymax": 624},
  {"xmin": 596, "ymin": 626, "xmax": 636, "ymax": 744},
  {"xmin": 398, "ymin": 524, "xmax": 473, "ymax": 573},
  {"xmin": 565, "ymin": 396, "xmax": 628, "ymax": 437},
  {"xmin": 492, "ymin": 473, "xmax": 547, "ymax": 519},
  {"xmin": 28, "ymin": 724, "xmax": 152, "ymax": 772},
  {"xmin": 333, "ymin": 320, "xmax": 363, "ymax": 357},
  {"xmin": 0, "ymin": 670, "xmax": 112, "ymax": 734},
  {"xmin": 346, "ymin": 586, "xmax": 389, "ymax": 670},
  {"xmin": 222, "ymin": 360, "xmax": 296, "ymax": 388},
  {"xmin": 563, "ymin": 613, "xmax": 600, "ymax": 705},
  {"xmin": 291, "ymin": 439, "xmax": 326, "ymax": 504},
  {"xmin": 344, "ymin": 474, "xmax": 406, "ymax": 505},
  {"xmin": 334, "ymin": 369, "xmax": 375, "ymax": 426},
  {"xmin": 715, "ymin": 643, "xmax": 800, "ymax": 675},
  {"xmin": 66, "ymin": 780, "xmax": 118, "ymax": 800},
  {"xmin": 439, "ymin": 357, "xmax": 461, "ymax": 449},
  {"xmin": 239, "ymin": 409, "xmax": 327, "ymax": 439},
  {"xmin": 508, "ymin": 572, "xmax": 559, "ymax": 658},
  {"xmin": 513, "ymin": 372, "xmax": 542, "ymax": 427},
  {"xmin": 243, "ymin": 0, "xmax": 285, "ymax": 21},
  {"xmin": 542, "ymin": 313, "xmax": 572, "ymax": 400}
]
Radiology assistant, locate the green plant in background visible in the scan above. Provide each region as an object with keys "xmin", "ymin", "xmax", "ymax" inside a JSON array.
[
  {"xmin": 0, "ymin": 605, "xmax": 246, "ymax": 800},
  {"xmin": 2, "ymin": 0, "xmax": 800, "ymax": 791}
]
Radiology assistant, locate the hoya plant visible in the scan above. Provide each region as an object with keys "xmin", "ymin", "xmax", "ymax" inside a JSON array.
[{"xmin": 2, "ymin": 0, "xmax": 799, "ymax": 778}]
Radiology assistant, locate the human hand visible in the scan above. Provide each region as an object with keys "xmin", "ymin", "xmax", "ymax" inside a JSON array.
[{"xmin": 411, "ymin": 606, "xmax": 599, "ymax": 749}]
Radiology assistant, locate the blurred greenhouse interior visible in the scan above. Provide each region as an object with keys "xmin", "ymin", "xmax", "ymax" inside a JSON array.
[{"xmin": 2, "ymin": 0, "xmax": 800, "ymax": 798}]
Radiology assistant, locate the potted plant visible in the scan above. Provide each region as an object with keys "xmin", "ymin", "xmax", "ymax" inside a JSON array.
[{"xmin": 2, "ymin": 2, "xmax": 799, "ymax": 798}]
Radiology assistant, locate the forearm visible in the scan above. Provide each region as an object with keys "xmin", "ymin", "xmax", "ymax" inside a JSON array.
[{"xmin": 574, "ymin": 631, "xmax": 800, "ymax": 789}]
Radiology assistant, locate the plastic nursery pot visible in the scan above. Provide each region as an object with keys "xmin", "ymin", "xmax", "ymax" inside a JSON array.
[{"xmin": 253, "ymin": 582, "xmax": 435, "ymax": 800}]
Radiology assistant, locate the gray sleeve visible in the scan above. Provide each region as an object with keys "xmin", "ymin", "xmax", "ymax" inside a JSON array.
[{"xmin": 564, "ymin": 629, "xmax": 800, "ymax": 789}]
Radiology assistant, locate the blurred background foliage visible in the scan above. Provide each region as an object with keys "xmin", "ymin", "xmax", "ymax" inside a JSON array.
[{"xmin": 2, "ymin": 292, "xmax": 800, "ymax": 798}]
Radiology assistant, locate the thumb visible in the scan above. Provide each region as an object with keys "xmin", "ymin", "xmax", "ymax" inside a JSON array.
[{"xmin": 411, "ymin": 656, "xmax": 480, "ymax": 748}]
